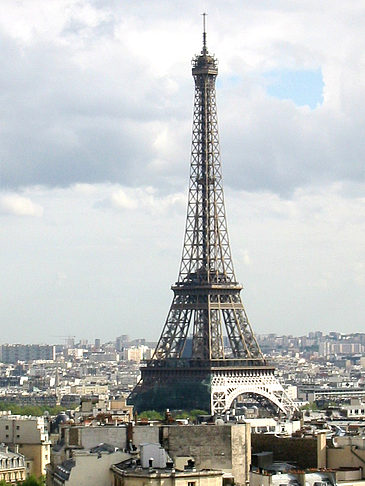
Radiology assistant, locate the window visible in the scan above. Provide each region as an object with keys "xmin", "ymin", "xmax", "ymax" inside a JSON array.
[
  {"xmin": 16, "ymin": 426, "xmax": 20, "ymax": 430},
  {"xmin": 188, "ymin": 482, "xmax": 196, "ymax": 486},
  {"xmin": 16, "ymin": 435, "xmax": 20, "ymax": 439},
  {"xmin": 5, "ymin": 426, "xmax": 8, "ymax": 430},
  {"xmin": 5, "ymin": 434, "xmax": 8, "ymax": 438}
]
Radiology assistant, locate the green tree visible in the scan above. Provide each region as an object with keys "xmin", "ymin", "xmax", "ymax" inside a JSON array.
[
  {"xmin": 174, "ymin": 411, "xmax": 190, "ymax": 419},
  {"xmin": 18, "ymin": 475, "xmax": 45, "ymax": 486},
  {"xmin": 189, "ymin": 409, "xmax": 208, "ymax": 418},
  {"xmin": 301, "ymin": 402, "xmax": 318, "ymax": 411},
  {"xmin": 138, "ymin": 410, "xmax": 164, "ymax": 420},
  {"xmin": 0, "ymin": 402, "xmax": 73, "ymax": 417}
]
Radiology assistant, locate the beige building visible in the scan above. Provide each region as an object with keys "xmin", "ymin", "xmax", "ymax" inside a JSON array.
[
  {"xmin": 112, "ymin": 462, "xmax": 224, "ymax": 486},
  {"xmin": 250, "ymin": 467, "xmax": 365, "ymax": 486},
  {"xmin": 251, "ymin": 470, "xmax": 337, "ymax": 486},
  {"xmin": 340, "ymin": 398, "xmax": 365, "ymax": 418},
  {"xmin": 49, "ymin": 444, "xmax": 131, "ymax": 486},
  {"xmin": 250, "ymin": 450, "xmax": 364, "ymax": 486},
  {"xmin": 326, "ymin": 435, "xmax": 365, "ymax": 475},
  {"xmin": 69, "ymin": 383, "xmax": 108, "ymax": 395},
  {"xmin": 252, "ymin": 432, "xmax": 365, "ymax": 481},
  {"xmin": 74, "ymin": 397, "xmax": 133, "ymax": 424},
  {"xmin": 0, "ymin": 445, "xmax": 26, "ymax": 484},
  {"xmin": 0, "ymin": 414, "xmax": 50, "ymax": 478},
  {"xmin": 109, "ymin": 398, "xmax": 134, "ymax": 423},
  {"xmin": 55, "ymin": 422, "xmax": 250, "ymax": 486}
]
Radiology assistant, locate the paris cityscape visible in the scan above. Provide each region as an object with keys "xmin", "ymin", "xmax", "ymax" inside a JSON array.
[{"xmin": 1, "ymin": 2, "xmax": 364, "ymax": 486}]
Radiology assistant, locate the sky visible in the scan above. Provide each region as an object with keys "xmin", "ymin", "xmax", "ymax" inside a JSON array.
[{"xmin": 0, "ymin": 0, "xmax": 364, "ymax": 344}]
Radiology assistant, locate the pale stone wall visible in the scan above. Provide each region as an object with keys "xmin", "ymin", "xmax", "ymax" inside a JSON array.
[
  {"xmin": 0, "ymin": 416, "xmax": 47, "ymax": 444},
  {"xmin": 161, "ymin": 425, "xmax": 232, "ymax": 471},
  {"xmin": 160, "ymin": 424, "xmax": 250, "ymax": 485},
  {"xmin": 69, "ymin": 425, "xmax": 128, "ymax": 450},
  {"xmin": 250, "ymin": 471, "xmax": 271, "ymax": 486},
  {"xmin": 317, "ymin": 432, "xmax": 326, "ymax": 468},
  {"xmin": 133, "ymin": 425, "xmax": 160, "ymax": 448},
  {"xmin": 327, "ymin": 446, "xmax": 365, "ymax": 477},
  {"xmin": 231, "ymin": 422, "xmax": 251, "ymax": 485},
  {"xmin": 67, "ymin": 451, "xmax": 130, "ymax": 486},
  {"xmin": 63, "ymin": 424, "xmax": 159, "ymax": 451}
]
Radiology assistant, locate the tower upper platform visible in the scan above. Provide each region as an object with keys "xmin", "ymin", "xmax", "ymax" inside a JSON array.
[{"xmin": 192, "ymin": 26, "xmax": 218, "ymax": 76}]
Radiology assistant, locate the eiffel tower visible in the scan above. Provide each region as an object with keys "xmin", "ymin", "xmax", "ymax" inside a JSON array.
[{"xmin": 130, "ymin": 18, "xmax": 296, "ymax": 417}]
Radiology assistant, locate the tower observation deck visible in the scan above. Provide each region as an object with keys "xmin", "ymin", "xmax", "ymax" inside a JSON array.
[{"xmin": 130, "ymin": 20, "xmax": 296, "ymax": 417}]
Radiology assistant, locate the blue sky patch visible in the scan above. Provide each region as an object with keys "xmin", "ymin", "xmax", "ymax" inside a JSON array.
[{"xmin": 265, "ymin": 68, "xmax": 324, "ymax": 109}]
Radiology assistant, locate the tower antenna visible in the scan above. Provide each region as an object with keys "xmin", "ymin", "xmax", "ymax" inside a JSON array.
[{"xmin": 202, "ymin": 12, "xmax": 207, "ymax": 53}]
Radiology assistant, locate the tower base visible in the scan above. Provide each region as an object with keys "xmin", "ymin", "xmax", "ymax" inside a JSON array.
[
  {"xmin": 131, "ymin": 375, "xmax": 211, "ymax": 413},
  {"xmin": 129, "ymin": 359, "xmax": 297, "ymax": 416}
]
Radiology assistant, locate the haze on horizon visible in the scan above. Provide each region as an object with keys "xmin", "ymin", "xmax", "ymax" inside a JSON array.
[{"xmin": 0, "ymin": 0, "xmax": 364, "ymax": 344}]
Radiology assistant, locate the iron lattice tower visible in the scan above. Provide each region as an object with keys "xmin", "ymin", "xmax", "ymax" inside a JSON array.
[
  {"xmin": 130, "ymin": 21, "xmax": 296, "ymax": 417},
  {"xmin": 154, "ymin": 30, "xmax": 263, "ymax": 363}
]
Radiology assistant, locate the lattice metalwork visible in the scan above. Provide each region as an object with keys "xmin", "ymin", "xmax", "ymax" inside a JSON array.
[
  {"xmin": 211, "ymin": 370, "xmax": 295, "ymax": 416},
  {"xmin": 129, "ymin": 23, "xmax": 298, "ymax": 418},
  {"xmin": 152, "ymin": 29, "xmax": 264, "ymax": 363}
]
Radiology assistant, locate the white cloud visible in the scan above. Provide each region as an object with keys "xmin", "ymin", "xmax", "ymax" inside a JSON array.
[
  {"xmin": 0, "ymin": 182, "xmax": 363, "ymax": 342},
  {"xmin": 238, "ymin": 249, "xmax": 251, "ymax": 266},
  {"xmin": 0, "ymin": 194, "xmax": 43, "ymax": 217},
  {"xmin": 110, "ymin": 188, "xmax": 139, "ymax": 210},
  {"xmin": 103, "ymin": 186, "xmax": 186, "ymax": 214},
  {"xmin": 0, "ymin": 1, "xmax": 364, "ymax": 193},
  {"xmin": 0, "ymin": 1, "xmax": 364, "ymax": 341}
]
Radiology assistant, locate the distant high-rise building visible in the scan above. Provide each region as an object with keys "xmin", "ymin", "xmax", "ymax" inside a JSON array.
[
  {"xmin": 0, "ymin": 344, "xmax": 55, "ymax": 364},
  {"xmin": 116, "ymin": 335, "xmax": 130, "ymax": 351}
]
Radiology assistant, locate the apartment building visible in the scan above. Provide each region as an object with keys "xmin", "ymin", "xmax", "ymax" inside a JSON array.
[
  {"xmin": 0, "ymin": 344, "xmax": 56, "ymax": 363},
  {"xmin": 0, "ymin": 414, "xmax": 51, "ymax": 477}
]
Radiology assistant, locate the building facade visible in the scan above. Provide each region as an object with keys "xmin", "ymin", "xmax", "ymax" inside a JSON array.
[
  {"xmin": 0, "ymin": 344, "xmax": 56, "ymax": 363},
  {"xmin": 0, "ymin": 414, "xmax": 51, "ymax": 477},
  {"xmin": 0, "ymin": 445, "xmax": 26, "ymax": 484}
]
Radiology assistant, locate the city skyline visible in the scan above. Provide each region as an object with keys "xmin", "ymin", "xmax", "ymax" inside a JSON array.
[{"xmin": 0, "ymin": 1, "xmax": 364, "ymax": 343}]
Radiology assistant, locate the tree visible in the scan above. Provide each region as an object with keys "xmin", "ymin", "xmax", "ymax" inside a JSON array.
[
  {"xmin": 18, "ymin": 475, "xmax": 45, "ymax": 486},
  {"xmin": 138, "ymin": 410, "xmax": 164, "ymax": 420},
  {"xmin": 0, "ymin": 402, "xmax": 68, "ymax": 417}
]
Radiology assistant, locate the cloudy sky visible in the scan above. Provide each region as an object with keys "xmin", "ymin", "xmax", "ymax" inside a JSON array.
[{"xmin": 0, "ymin": 0, "xmax": 364, "ymax": 344}]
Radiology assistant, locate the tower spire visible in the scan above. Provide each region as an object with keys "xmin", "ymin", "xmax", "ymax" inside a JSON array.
[{"xmin": 202, "ymin": 12, "xmax": 207, "ymax": 54}]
